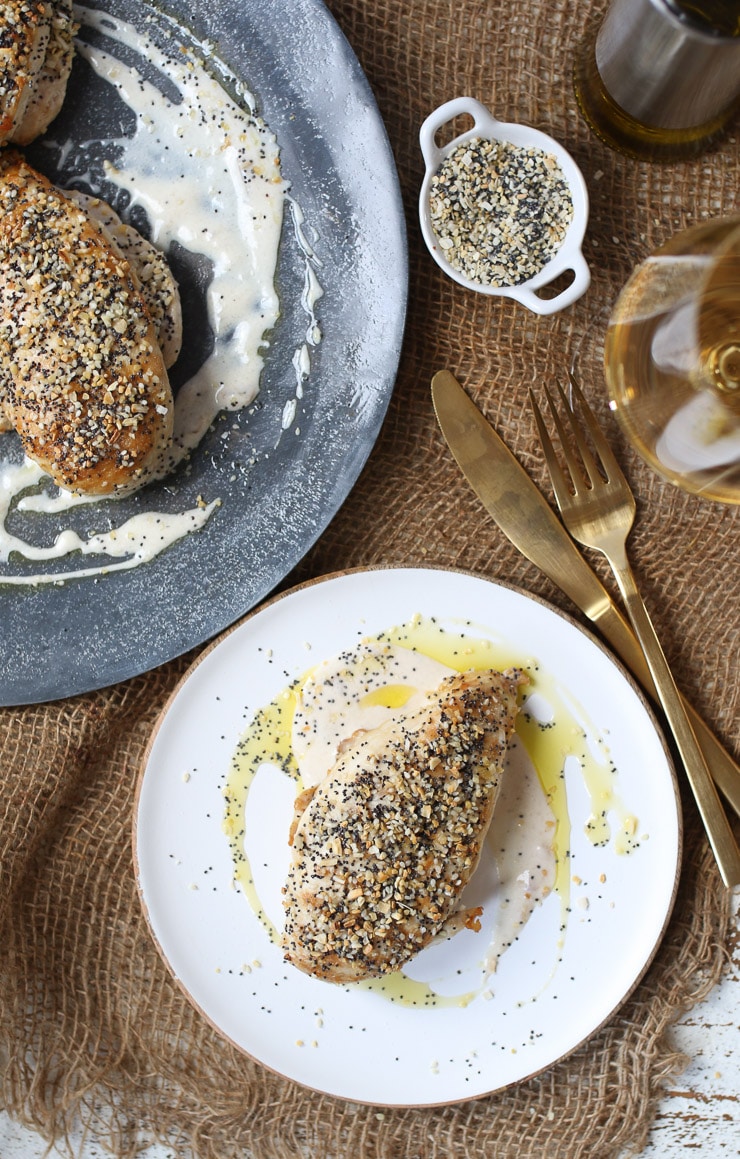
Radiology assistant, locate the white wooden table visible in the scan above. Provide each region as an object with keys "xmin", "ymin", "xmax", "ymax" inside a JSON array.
[{"xmin": 639, "ymin": 886, "xmax": 740, "ymax": 1156}]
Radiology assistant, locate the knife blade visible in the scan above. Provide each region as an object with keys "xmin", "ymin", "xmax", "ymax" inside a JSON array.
[{"xmin": 431, "ymin": 368, "xmax": 740, "ymax": 819}]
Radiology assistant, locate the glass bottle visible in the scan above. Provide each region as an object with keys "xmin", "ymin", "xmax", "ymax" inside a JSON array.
[{"xmin": 574, "ymin": 0, "xmax": 740, "ymax": 161}]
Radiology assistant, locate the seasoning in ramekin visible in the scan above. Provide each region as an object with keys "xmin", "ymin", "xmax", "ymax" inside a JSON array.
[{"xmin": 428, "ymin": 136, "xmax": 574, "ymax": 287}]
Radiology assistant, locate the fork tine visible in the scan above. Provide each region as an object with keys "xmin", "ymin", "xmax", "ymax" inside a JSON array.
[
  {"xmin": 567, "ymin": 371, "xmax": 625, "ymax": 484},
  {"xmin": 555, "ymin": 381, "xmax": 606, "ymax": 491},
  {"xmin": 528, "ymin": 388, "xmax": 576, "ymax": 509},
  {"xmin": 541, "ymin": 382, "xmax": 594, "ymax": 494}
]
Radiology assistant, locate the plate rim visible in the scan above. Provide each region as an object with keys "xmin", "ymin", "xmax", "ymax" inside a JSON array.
[{"xmin": 132, "ymin": 563, "xmax": 683, "ymax": 1107}]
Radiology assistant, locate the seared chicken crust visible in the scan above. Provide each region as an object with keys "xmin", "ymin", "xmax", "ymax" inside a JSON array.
[
  {"xmin": 283, "ymin": 667, "xmax": 525, "ymax": 983},
  {"xmin": 66, "ymin": 190, "xmax": 183, "ymax": 368},
  {"xmin": 0, "ymin": 153, "xmax": 174, "ymax": 495},
  {"xmin": 0, "ymin": 0, "xmax": 76, "ymax": 146}
]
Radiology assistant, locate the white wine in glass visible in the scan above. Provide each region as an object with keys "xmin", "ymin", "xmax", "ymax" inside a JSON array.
[{"xmin": 605, "ymin": 218, "xmax": 740, "ymax": 504}]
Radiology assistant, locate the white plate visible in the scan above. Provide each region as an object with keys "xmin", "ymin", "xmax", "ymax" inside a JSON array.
[{"xmin": 134, "ymin": 567, "xmax": 681, "ymax": 1106}]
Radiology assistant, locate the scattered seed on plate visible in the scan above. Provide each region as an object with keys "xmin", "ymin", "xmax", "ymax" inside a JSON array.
[{"xmin": 428, "ymin": 136, "xmax": 573, "ymax": 287}]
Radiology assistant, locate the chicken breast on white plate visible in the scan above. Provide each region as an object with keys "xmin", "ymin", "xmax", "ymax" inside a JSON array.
[{"xmin": 283, "ymin": 667, "xmax": 526, "ymax": 983}]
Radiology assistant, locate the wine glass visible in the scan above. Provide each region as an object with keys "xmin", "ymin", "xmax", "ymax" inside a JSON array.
[{"xmin": 604, "ymin": 217, "xmax": 740, "ymax": 504}]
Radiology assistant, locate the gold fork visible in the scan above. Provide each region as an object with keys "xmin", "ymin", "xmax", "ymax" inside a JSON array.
[{"xmin": 531, "ymin": 373, "xmax": 740, "ymax": 889}]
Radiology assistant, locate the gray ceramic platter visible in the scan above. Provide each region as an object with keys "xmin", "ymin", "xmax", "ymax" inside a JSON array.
[{"xmin": 0, "ymin": 0, "xmax": 407, "ymax": 705}]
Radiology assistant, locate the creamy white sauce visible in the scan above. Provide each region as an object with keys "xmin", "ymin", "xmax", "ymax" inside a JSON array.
[
  {"xmin": 0, "ymin": 6, "xmax": 320, "ymax": 585},
  {"xmin": 482, "ymin": 751, "xmax": 557, "ymax": 971},
  {"xmin": 75, "ymin": 5, "xmax": 286, "ymax": 463},
  {"xmin": 0, "ymin": 458, "xmax": 218, "ymax": 583},
  {"xmin": 292, "ymin": 642, "xmax": 452, "ymax": 787}
]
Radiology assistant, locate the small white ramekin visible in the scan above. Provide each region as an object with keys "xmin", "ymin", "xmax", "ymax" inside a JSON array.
[{"xmin": 419, "ymin": 97, "xmax": 590, "ymax": 316}]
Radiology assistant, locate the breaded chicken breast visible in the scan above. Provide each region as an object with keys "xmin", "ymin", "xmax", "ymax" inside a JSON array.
[
  {"xmin": 0, "ymin": 153, "xmax": 174, "ymax": 495},
  {"xmin": 283, "ymin": 667, "xmax": 525, "ymax": 982},
  {"xmin": 0, "ymin": 0, "xmax": 76, "ymax": 146}
]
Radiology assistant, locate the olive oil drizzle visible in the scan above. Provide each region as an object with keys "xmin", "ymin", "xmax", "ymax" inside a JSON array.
[{"xmin": 223, "ymin": 614, "xmax": 636, "ymax": 1008}]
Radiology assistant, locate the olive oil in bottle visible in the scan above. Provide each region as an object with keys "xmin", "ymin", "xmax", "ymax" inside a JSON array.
[{"xmin": 574, "ymin": 0, "xmax": 740, "ymax": 160}]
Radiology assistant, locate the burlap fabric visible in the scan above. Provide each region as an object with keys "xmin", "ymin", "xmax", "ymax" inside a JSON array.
[{"xmin": 1, "ymin": 1, "xmax": 738, "ymax": 1156}]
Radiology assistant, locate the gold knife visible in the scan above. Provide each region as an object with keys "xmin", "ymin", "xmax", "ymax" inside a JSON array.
[{"xmin": 431, "ymin": 368, "xmax": 740, "ymax": 820}]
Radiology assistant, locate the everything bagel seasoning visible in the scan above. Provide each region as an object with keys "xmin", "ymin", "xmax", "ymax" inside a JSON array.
[{"xmin": 428, "ymin": 136, "xmax": 573, "ymax": 287}]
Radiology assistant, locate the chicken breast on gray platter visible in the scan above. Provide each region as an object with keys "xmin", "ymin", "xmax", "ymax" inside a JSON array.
[{"xmin": 0, "ymin": 0, "xmax": 76, "ymax": 147}]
